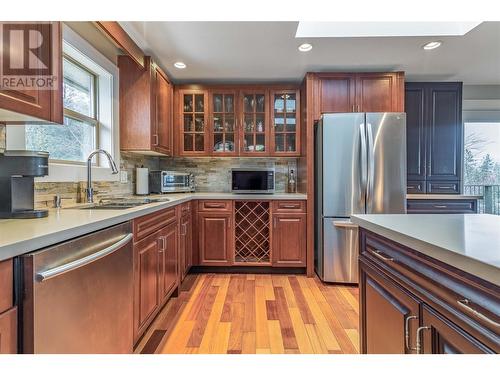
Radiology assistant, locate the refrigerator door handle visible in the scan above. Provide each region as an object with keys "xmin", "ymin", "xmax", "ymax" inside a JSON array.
[
  {"xmin": 359, "ymin": 122, "xmax": 368, "ymax": 199},
  {"xmin": 366, "ymin": 122, "xmax": 375, "ymax": 209},
  {"xmin": 332, "ymin": 220, "xmax": 359, "ymax": 229}
]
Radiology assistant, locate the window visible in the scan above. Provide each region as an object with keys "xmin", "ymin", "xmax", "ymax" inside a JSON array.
[
  {"xmin": 463, "ymin": 122, "xmax": 500, "ymax": 215},
  {"xmin": 25, "ymin": 56, "xmax": 99, "ymax": 163},
  {"xmin": 463, "ymin": 122, "xmax": 500, "ymax": 185}
]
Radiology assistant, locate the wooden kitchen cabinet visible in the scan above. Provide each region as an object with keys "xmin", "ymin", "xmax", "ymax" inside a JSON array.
[
  {"xmin": 209, "ymin": 89, "xmax": 238, "ymax": 155},
  {"xmin": 239, "ymin": 89, "xmax": 270, "ymax": 155},
  {"xmin": 177, "ymin": 89, "xmax": 209, "ymax": 155},
  {"xmin": 0, "ymin": 22, "xmax": 63, "ymax": 124},
  {"xmin": 134, "ymin": 231, "xmax": 161, "ymax": 340},
  {"xmin": 198, "ymin": 210, "xmax": 233, "ymax": 266},
  {"xmin": 119, "ymin": 56, "xmax": 173, "ymax": 155},
  {"xmin": 272, "ymin": 213, "xmax": 307, "ymax": 267},
  {"xmin": 420, "ymin": 305, "xmax": 492, "ymax": 354},
  {"xmin": 359, "ymin": 229, "xmax": 500, "ymax": 354},
  {"xmin": 179, "ymin": 208, "xmax": 193, "ymax": 282},
  {"xmin": 271, "ymin": 89, "xmax": 300, "ymax": 155},
  {"xmin": 158, "ymin": 221, "xmax": 178, "ymax": 304},
  {"xmin": 0, "ymin": 307, "xmax": 17, "ymax": 354},
  {"xmin": 405, "ymin": 82, "xmax": 463, "ymax": 194},
  {"xmin": 360, "ymin": 261, "xmax": 420, "ymax": 354},
  {"xmin": 319, "ymin": 72, "xmax": 404, "ymax": 114}
]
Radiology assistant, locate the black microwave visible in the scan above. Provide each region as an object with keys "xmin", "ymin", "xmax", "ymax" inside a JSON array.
[{"xmin": 231, "ymin": 168, "xmax": 275, "ymax": 194}]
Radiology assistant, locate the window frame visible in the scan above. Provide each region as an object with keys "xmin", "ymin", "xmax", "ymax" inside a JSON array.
[{"xmin": 45, "ymin": 53, "xmax": 101, "ymax": 166}]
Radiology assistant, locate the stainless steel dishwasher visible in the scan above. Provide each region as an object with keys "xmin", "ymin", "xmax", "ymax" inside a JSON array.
[{"xmin": 20, "ymin": 222, "xmax": 133, "ymax": 353}]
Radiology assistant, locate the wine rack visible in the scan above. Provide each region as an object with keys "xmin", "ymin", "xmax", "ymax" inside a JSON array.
[{"xmin": 234, "ymin": 201, "xmax": 270, "ymax": 264}]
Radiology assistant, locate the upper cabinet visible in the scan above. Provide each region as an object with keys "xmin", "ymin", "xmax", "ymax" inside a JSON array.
[
  {"xmin": 118, "ymin": 55, "xmax": 173, "ymax": 156},
  {"xmin": 0, "ymin": 22, "xmax": 63, "ymax": 124},
  {"xmin": 210, "ymin": 90, "xmax": 237, "ymax": 155},
  {"xmin": 405, "ymin": 82, "xmax": 463, "ymax": 194},
  {"xmin": 240, "ymin": 89, "xmax": 269, "ymax": 155},
  {"xmin": 174, "ymin": 85, "xmax": 300, "ymax": 157},
  {"xmin": 271, "ymin": 89, "xmax": 300, "ymax": 156},
  {"xmin": 177, "ymin": 89, "xmax": 209, "ymax": 156},
  {"xmin": 319, "ymin": 72, "xmax": 404, "ymax": 114}
]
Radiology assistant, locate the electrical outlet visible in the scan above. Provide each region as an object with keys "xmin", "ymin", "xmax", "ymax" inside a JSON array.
[{"xmin": 119, "ymin": 170, "xmax": 128, "ymax": 183}]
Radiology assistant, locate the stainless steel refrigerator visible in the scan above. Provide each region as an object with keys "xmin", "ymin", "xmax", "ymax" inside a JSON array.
[{"xmin": 315, "ymin": 113, "xmax": 407, "ymax": 283}]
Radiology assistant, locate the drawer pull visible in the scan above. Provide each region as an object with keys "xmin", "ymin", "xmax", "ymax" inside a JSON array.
[
  {"xmin": 281, "ymin": 204, "xmax": 299, "ymax": 209},
  {"xmin": 436, "ymin": 186, "xmax": 453, "ymax": 189},
  {"xmin": 457, "ymin": 299, "xmax": 500, "ymax": 328},
  {"xmin": 205, "ymin": 203, "xmax": 225, "ymax": 208},
  {"xmin": 433, "ymin": 205, "xmax": 448, "ymax": 209},
  {"xmin": 371, "ymin": 249, "xmax": 394, "ymax": 262}
]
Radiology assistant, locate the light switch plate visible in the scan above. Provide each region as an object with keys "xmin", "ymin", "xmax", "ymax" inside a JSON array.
[{"xmin": 120, "ymin": 170, "xmax": 128, "ymax": 183}]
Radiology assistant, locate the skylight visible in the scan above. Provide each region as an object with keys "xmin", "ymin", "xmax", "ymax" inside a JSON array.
[{"xmin": 295, "ymin": 22, "xmax": 482, "ymax": 38}]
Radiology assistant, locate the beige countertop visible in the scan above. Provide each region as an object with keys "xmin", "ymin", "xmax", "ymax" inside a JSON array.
[
  {"xmin": 352, "ymin": 214, "xmax": 500, "ymax": 286},
  {"xmin": 406, "ymin": 194, "xmax": 483, "ymax": 200},
  {"xmin": 0, "ymin": 192, "xmax": 307, "ymax": 261}
]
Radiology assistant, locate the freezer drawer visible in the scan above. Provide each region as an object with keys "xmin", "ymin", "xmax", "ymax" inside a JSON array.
[{"xmin": 321, "ymin": 218, "xmax": 359, "ymax": 283}]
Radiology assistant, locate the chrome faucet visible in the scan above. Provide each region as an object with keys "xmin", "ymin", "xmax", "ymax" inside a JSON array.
[{"xmin": 86, "ymin": 149, "xmax": 119, "ymax": 203}]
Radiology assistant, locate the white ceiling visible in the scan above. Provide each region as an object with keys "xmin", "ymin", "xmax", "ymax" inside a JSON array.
[{"xmin": 120, "ymin": 21, "xmax": 500, "ymax": 85}]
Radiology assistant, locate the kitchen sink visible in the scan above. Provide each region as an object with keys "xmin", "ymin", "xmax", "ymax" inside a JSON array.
[{"xmin": 70, "ymin": 197, "xmax": 170, "ymax": 210}]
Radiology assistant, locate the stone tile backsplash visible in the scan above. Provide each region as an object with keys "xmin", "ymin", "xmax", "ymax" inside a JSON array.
[
  {"xmin": 30, "ymin": 152, "xmax": 297, "ymax": 208},
  {"xmin": 159, "ymin": 157, "xmax": 297, "ymax": 193}
]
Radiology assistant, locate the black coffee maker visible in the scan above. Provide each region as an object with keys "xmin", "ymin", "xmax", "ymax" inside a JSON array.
[{"xmin": 0, "ymin": 150, "xmax": 49, "ymax": 219}]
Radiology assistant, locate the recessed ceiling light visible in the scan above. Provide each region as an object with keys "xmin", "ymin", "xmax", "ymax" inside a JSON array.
[
  {"xmin": 422, "ymin": 41, "xmax": 442, "ymax": 50},
  {"xmin": 298, "ymin": 43, "xmax": 313, "ymax": 52},
  {"xmin": 174, "ymin": 62, "xmax": 186, "ymax": 69}
]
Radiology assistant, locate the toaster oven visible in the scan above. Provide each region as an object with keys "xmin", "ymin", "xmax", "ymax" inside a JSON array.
[{"xmin": 149, "ymin": 171, "xmax": 195, "ymax": 193}]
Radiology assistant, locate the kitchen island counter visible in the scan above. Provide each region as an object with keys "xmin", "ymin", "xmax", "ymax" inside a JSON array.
[{"xmin": 352, "ymin": 214, "xmax": 500, "ymax": 286}]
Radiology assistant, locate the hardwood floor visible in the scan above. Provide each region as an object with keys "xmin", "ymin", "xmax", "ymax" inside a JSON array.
[{"xmin": 135, "ymin": 273, "xmax": 359, "ymax": 354}]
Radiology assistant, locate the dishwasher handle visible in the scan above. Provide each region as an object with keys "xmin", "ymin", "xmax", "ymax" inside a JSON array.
[{"xmin": 36, "ymin": 233, "xmax": 133, "ymax": 282}]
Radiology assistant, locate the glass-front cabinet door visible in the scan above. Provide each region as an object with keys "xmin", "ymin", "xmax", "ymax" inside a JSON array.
[
  {"xmin": 271, "ymin": 90, "xmax": 300, "ymax": 155},
  {"xmin": 179, "ymin": 90, "xmax": 208, "ymax": 155},
  {"xmin": 210, "ymin": 90, "xmax": 237, "ymax": 155},
  {"xmin": 240, "ymin": 90, "xmax": 269, "ymax": 155}
]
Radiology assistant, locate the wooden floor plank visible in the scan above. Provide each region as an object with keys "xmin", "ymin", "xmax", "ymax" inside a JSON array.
[
  {"xmin": 161, "ymin": 321, "xmax": 195, "ymax": 353},
  {"xmin": 243, "ymin": 279, "xmax": 256, "ymax": 332},
  {"xmin": 346, "ymin": 329, "xmax": 360, "ymax": 353},
  {"xmin": 255, "ymin": 285, "xmax": 270, "ymax": 349},
  {"xmin": 304, "ymin": 324, "xmax": 328, "ymax": 354},
  {"xmin": 274, "ymin": 287, "xmax": 299, "ymax": 350},
  {"xmin": 227, "ymin": 302, "xmax": 244, "ymax": 353},
  {"xmin": 267, "ymin": 320, "xmax": 285, "ymax": 354},
  {"xmin": 186, "ymin": 285, "xmax": 219, "ymax": 347},
  {"xmin": 288, "ymin": 307, "xmax": 314, "ymax": 354},
  {"xmin": 288, "ymin": 276, "xmax": 315, "ymax": 324},
  {"xmin": 241, "ymin": 331, "xmax": 256, "ymax": 354}
]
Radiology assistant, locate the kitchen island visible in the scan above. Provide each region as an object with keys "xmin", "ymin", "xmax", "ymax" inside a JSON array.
[{"xmin": 352, "ymin": 214, "xmax": 499, "ymax": 354}]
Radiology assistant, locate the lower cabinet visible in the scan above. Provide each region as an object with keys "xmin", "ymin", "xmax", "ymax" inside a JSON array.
[
  {"xmin": 359, "ymin": 229, "xmax": 499, "ymax": 354},
  {"xmin": 159, "ymin": 221, "xmax": 178, "ymax": 303},
  {"xmin": 198, "ymin": 212, "xmax": 233, "ymax": 266},
  {"xmin": 272, "ymin": 213, "xmax": 307, "ymax": 267},
  {"xmin": 133, "ymin": 208, "xmax": 179, "ymax": 343},
  {"xmin": 361, "ymin": 263, "xmax": 419, "ymax": 354},
  {"xmin": 0, "ymin": 307, "xmax": 17, "ymax": 354},
  {"xmin": 420, "ymin": 305, "xmax": 492, "ymax": 354},
  {"xmin": 134, "ymin": 231, "xmax": 161, "ymax": 341},
  {"xmin": 407, "ymin": 199, "xmax": 478, "ymax": 214},
  {"xmin": 179, "ymin": 211, "xmax": 193, "ymax": 282}
]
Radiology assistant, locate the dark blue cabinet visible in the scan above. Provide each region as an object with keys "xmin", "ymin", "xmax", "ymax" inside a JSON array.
[{"xmin": 405, "ymin": 82, "xmax": 463, "ymax": 194}]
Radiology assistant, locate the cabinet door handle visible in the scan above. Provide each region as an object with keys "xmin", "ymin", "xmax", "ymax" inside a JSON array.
[
  {"xmin": 404, "ymin": 315, "xmax": 418, "ymax": 352},
  {"xmin": 153, "ymin": 134, "xmax": 159, "ymax": 146},
  {"xmin": 433, "ymin": 205, "xmax": 448, "ymax": 209},
  {"xmin": 273, "ymin": 217, "xmax": 277, "ymax": 228},
  {"xmin": 457, "ymin": 299, "xmax": 500, "ymax": 328},
  {"xmin": 370, "ymin": 249, "xmax": 394, "ymax": 262},
  {"xmin": 415, "ymin": 326, "xmax": 430, "ymax": 354},
  {"xmin": 228, "ymin": 217, "xmax": 231, "ymax": 229}
]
